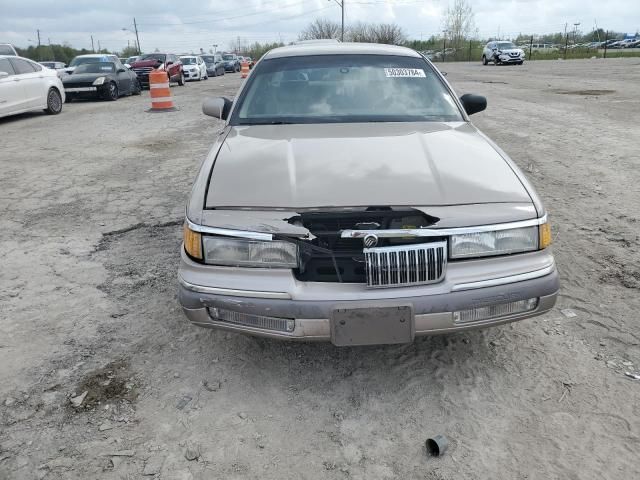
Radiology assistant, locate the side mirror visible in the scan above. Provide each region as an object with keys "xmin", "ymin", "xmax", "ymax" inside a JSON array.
[
  {"xmin": 203, "ymin": 97, "xmax": 233, "ymax": 120},
  {"xmin": 117, "ymin": 68, "xmax": 126, "ymax": 73},
  {"xmin": 166, "ymin": 60, "xmax": 173, "ymax": 66},
  {"xmin": 0, "ymin": 71, "xmax": 8, "ymax": 79},
  {"xmin": 460, "ymin": 94, "xmax": 487, "ymax": 116}
]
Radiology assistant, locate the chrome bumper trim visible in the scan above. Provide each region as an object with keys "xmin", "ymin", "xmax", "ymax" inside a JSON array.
[
  {"xmin": 451, "ymin": 263, "xmax": 555, "ymax": 292},
  {"xmin": 185, "ymin": 217, "xmax": 274, "ymax": 241},
  {"xmin": 341, "ymin": 214, "xmax": 547, "ymax": 239},
  {"xmin": 178, "ymin": 275, "xmax": 291, "ymax": 299},
  {"xmin": 65, "ymin": 87, "xmax": 97, "ymax": 92}
]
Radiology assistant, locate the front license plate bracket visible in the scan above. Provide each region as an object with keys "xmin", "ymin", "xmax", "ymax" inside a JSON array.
[{"xmin": 331, "ymin": 305, "xmax": 414, "ymax": 346}]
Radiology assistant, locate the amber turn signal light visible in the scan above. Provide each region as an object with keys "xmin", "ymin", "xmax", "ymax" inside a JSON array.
[
  {"xmin": 539, "ymin": 223, "xmax": 552, "ymax": 249},
  {"xmin": 183, "ymin": 223, "xmax": 203, "ymax": 260}
]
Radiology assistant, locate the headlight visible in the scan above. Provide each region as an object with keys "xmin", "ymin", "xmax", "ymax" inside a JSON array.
[
  {"xmin": 203, "ymin": 236, "xmax": 298, "ymax": 268},
  {"xmin": 450, "ymin": 226, "xmax": 540, "ymax": 259},
  {"xmin": 92, "ymin": 77, "xmax": 106, "ymax": 86}
]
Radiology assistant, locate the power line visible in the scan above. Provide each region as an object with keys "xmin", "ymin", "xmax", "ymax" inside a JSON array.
[{"xmin": 137, "ymin": 0, "xmax": 310, "ymax": 27}]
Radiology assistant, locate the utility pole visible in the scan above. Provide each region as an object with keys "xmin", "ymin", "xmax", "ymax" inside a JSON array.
[
  {"xmin": 573, "ymin": 22, "xmax": 580, "ymax": 44},
  {"xmin": 133, "ymin": 17, "xmax": 141, "ymax": 54},
  {"xmin": 91, "ymin": 35, "xmax": 95, "ymax": 52},
  {"xmin": 37, "ymin": 29, "xmax": 41, "ymax": 47},
  {"xmin": 564, "ymin": 23, "xmax": 568, "ymax": 59},
  {"xmin": 212, "ymin": 44, "xmax": 218, "ymax": 53},
  {"xmin": 98, "ymin": 40, "xmax": 101, "ymax": 52},
  {"xmin": 329, "ymin": 0, "xmax": 345, "ymax": 41}
]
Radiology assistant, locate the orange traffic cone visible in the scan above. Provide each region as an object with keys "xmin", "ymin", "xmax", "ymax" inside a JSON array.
[
  {"xmin": 148, "ymin": 69, "xmax": 176, "ymax": 112},
  {"xmin": 241, "ymin": 61, "xmax": 250, "ymax": 79}
]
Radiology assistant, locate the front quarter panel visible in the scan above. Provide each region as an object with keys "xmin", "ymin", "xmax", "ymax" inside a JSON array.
[{"xmin": 186, "ymin": 126, "xmax": 232, "ymax": 224}]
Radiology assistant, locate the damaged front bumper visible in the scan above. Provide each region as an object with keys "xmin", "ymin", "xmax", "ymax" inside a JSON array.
[{"xmin": 178, "ymin": 248, "xmax": 559, "ymax": 344}]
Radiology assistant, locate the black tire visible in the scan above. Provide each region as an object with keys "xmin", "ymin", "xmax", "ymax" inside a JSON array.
[
  {"xmin": 178, "ymin": 72, "xmax": 185, "ymax": 86},
  {"xmin": 482, "ymin": 55, "xmax": 488, "ymax": 65},
  {"xmin": 518, "ymin": 61, "xmax": 524, "ymax": 65},
  {"xmin": 132, "ymin": 79, "xmax": 142, "ymax": 95},
  {"xmin": 105, "ymin": 82, "xmax": 118, "ymax": 101},
  {"xmin": 45, "ymin": 88, "xmax": 63, "ymax": 114}
]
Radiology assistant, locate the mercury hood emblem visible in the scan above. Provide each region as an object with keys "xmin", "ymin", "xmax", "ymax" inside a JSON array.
[{"xmin": 363, "ymin": 234, "xmax": 379, "ymax": 248}]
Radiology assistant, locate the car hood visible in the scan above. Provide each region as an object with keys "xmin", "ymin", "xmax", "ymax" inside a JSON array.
[
  {"xmin": 130, "ymin": 60, "xmax": 163, "ymax": 68},
  {"xmin": 205, "ymin": 122, "xmax": 533, "ymax": 209}
]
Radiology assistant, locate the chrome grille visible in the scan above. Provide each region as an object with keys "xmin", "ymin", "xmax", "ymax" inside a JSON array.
[
  {"xmin": 364, "ymin": 241, "xmax": 447, "ymax": 288},
  {"xmin": 133, "ymin": 67, "xmax": 153, "ymax": 75}
]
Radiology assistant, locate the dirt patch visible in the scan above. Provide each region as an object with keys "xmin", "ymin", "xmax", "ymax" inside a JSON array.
[
  {"xmin": 553, "ymin": 89, "xmax": 615, "ymax": 95},
  {"xmin": 93, "ymin": 219, "xmax": 182, "ymax": 297},
  {"xmin": 69, "ymin": 359, "xmax": 137, "ymax": 411},
  {"xmin": 599, "ymin": 256, "xmax": 640, "ymax": 289}
]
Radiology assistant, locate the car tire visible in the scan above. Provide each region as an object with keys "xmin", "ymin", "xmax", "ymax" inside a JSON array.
[
  {"xmin": 482, "ymin": 55, "xmax": 488, "ymax": 65},
  {"xmin": 132, "ymin": 79, "xmax": 142, "ymax": 95},
  {"xmin": 518, "ymin": 61, "xmax": 524, "ymax": 65},
  {"xmin": 104, "ymin": 82, "xmax": 118, "ymax": 101},
  {"xmin": 178, "ymin": 72, "xmax": 185, "ymax": 86},
  {"xmin": 44, "ymin": 88, "xmax": 63, "ymax": 114}
]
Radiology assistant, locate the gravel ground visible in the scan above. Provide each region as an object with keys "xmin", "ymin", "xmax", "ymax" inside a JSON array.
[{"xmin": 1, "ymin": 59, "xmax": 639, "ymax": 480}]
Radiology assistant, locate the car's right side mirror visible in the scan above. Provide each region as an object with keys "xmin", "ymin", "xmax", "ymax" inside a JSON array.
[
  {"xmin": 202, "ymin": 97, "xmax": 233, "ymax": 120},
  {"xmin": 459, "ymin": 94, "xmax": 487, "ymax": 116}
]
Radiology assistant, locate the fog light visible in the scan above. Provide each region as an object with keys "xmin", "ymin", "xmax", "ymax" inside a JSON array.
[
  {"xmin": 453, "ymin": 298, "xmax": 538, "ymax": 324},
  {"xmin": 208, "ymin": 307, "xmax": 295, "ymax": 333}
]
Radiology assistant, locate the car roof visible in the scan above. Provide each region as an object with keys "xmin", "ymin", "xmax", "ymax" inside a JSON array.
[
  {"xmin": 74, "ymin": 54, "xmax": 115, "ymax": 58},
  {"xmin": 264, "ymin": 42, "xmax": 421, "ymax": 60}
]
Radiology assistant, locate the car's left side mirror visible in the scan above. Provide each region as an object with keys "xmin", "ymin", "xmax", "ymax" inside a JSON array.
[
  {"xmin": 459, "ymin": 94, "xmax": 487, "ymax": 116},
  {"xmin": 202, "ymin": 97, "xmax": 233, "ymax": 120}
]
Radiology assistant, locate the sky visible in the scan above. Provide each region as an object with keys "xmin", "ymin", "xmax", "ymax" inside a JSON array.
[{"xmin": 2, "ymin": 0, "xmax": 638, "ymax": 53}]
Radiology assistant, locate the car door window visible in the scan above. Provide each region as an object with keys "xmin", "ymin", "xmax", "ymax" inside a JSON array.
[
  {"xmin": 0, "ymin": 58, "xmax": 15, "ymax": 76},
  {"xmin": 10, "ymin": 58, "xmax": 37, "ymax": 75}
]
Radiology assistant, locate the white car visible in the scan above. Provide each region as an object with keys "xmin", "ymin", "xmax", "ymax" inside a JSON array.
[
  {"xmin": 482, "ymin": 41, "xmax": 525, "ymax": 65},
  {"xmin": 40, "ymin": 61, "xmax": 67, "ymax": 78},
  {"xmin": 0, "ymin": 55, "xmax": 65, "ymax": 119},
  {"xmin": 180, "ymin": 56, "xmax": 207, "ymax": 81},
  {"xmin": 65, "ymin": 54, "xmax": 121, "ymax": 75}
]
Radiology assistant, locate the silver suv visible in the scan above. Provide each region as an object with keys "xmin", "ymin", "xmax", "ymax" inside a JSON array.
[
  {"xmin": 482, "ymin": 41, "xmax": 525, "ymax": 65},
  {"xmin": 179, "ymin": 42, "xmax": 557, "ymax": 346}
]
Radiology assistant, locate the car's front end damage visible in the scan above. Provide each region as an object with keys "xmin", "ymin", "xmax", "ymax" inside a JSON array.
[{"xmin": 178, "ymin": 121, "xmax": 558, "ymax": 346}]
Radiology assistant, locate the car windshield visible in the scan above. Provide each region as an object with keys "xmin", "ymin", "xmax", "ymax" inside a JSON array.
[
  {"xmin": 201, "ymin": 56, "xmax": 215, "ymax": 63},
  {"xmin": 496, "ymin": 42, "xmax": 516, "ymax": 50},
  {"xmin": 139, "ymin": 54, "xmax": 166, "ymax": 62},
  {"xmin": 69, "ymin": 56, "xmax": 109, "ymax": 67},
  {"xmin": 74, "ymin": 63, "xmax": 116, "ymax": 74},
  {"xmin": 233, "ymin": 54, "xmax": 463, "ymax": 125},
  {"xmin": 223, "ymin": 55, "xmax": 235, "ymax": 60},
  {"xmin": 0, "ymin": 45, "xmax": 16, "ymax": 55},
  {"xmin": 181, "ymin": 57, "xmax": 197, "ymax": 65}
]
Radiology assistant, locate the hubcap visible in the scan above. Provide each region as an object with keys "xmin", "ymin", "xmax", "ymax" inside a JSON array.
[{"xmin": 49, "ymin": 91, "xmax": 61, "ymax": 111}]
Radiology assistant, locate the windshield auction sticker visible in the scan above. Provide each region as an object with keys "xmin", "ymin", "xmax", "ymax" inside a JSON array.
[{"xmin": 384, "ymin": 68, "xmax": 426, "ymax": 78}]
